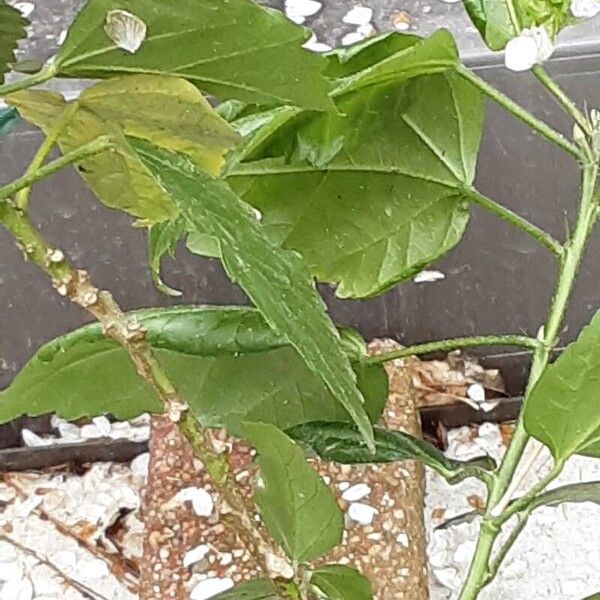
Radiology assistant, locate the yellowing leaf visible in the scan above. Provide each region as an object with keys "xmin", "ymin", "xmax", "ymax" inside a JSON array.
[
  {"xmin": 79, "ymin": 75, "xmax": 239, "ymax": 176},
  {"xmin": 7, "ymin": 76, "xmax": 238, "ymax": 221}
]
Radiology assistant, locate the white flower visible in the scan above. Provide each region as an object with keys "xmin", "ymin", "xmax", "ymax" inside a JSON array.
[
  {"xmin": 571, "ymin": 0, "xmax": 600, "ymax": 18},
  {"xmin": 504, "ymin": 26, "xmax": 554, "ymax": 72}
]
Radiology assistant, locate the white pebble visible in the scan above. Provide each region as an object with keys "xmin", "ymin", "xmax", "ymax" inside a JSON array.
[
  {"xmin": 414, "ymin": 270, "xmax": 445, "ymax": 283},
  {"xmin": 341, "ymin": 483, "xmax": 371, "ymax": 502},
  {"xmin": 14, "ymin": 2, "xmax": 35, "ymax": 18},
  {"xmin": 1, "ymin": 577, "xmax": 33, "ymax": 600},
  {"xmin": 190, "ymin": 577, "xmax": 234, "ymax": 600},
  {"xmin": 341, "ymin": 31, "xmax": 366, "ymax": 46},
  {"xmin": 396, "ymin": 532, "xmax": 410, "ymax": 547},
  {"xmin": 58, "ymin": 422, "xmax": 81, "ymax": 441},
  {"xmin": 284, "ymin": 0, "xmax": 321, "ymax": 17},
  {"xmin": 342, "ymin": 5, "xmax": 373, "ymax": 25},
  {"xmin": 338, "ymin": 482, "xmax": 350, "ymax": 492},
  {"xmin": 183, "ymin": 544, "xmax": 210, "ymax": 568},
  {"xmin": 303, "ymin": 33, "xmax": 332, "ymax": 53},
  {"xmin": 14, "ymin": 496, "xmax": 42, "ymax": 518},
  {"xmin": 453, "ymin": 540, "xmax": 476, "ymax": 563},
  {"xmin": 0, "ymin": 562, "xmax": 24, "ymax": 582},
  {"xmin": 51, "ymin": 551, "xmax": 78, "ymax": 568},
  {"xmin": 172, "ymin": 487, "xmax": 214, "ymax": 517},
  {"xmin": 80, "ymin": 424, "xmax": 102, "ymax": 440},
  {"xmin": 130, "ymin": 452, "xmax": 150, "ymax": 481},
  {"xmin": 92, "ymin": 416, "xmax": 111, "ymax": 436},
  {"xmin": 21, "ymin": 429, "xmax": 52, "ymax": 447},
  {"xmin": 77, "ymin": 558, "xmax": 110, "ymax": 580},
  {"xmin": 347, "ymin": 502, "xmax": 377, "ymax": 525},
  {"xmin": 433, "ymin": 567, "xmax": 462, "ymax": 591},
  {"xmin": 467, "ymin": 383, "xmax": 486, "ymax": 403}
]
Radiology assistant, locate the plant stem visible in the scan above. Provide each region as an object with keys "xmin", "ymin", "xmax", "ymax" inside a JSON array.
[
  {"xmin": 363, "ymin": 334, "xmax": 540, "ymax": 366},
  {"xmin": 458, "ymin": 160, "xmax": 599, "ymax": 600},
  {"xmin": 483, "ymin": 512, "xmax": 529, "ymax": 585},
  {"xmin": 0, "ymin": 136, "xmax": 113, "ymax": 201},
  {"xmin": 463, "ymin": 188, "xmax": 563, "ymax": 257},
  {"xmin": 0, "ymin": 199, "xmax": 280, "ymax": 577},
  {"xmin": 456, "ymin": 65, "xmax": 582, "ymax": 161},
  {"xmin": 532, "ymin": 67, "xmax": 591, "ymax": 136},
  {"xmin": 0, "ymin": 64, "xmax": 57, "ymax": 97},
  {"xmin": 15, "ymin": 102, "xmax": 80, "ymax": 210}
]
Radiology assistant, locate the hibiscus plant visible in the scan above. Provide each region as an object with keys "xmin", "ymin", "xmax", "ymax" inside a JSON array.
[{"xmin": 0, "ymin": 0, "xmax": 599, "ymax": 598}]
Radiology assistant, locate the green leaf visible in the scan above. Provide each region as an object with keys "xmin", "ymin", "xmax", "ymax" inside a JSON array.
[
  {"xmin": 287, "ymin": 421, "xmax": 495, "ymax": 484},
  {"xmin": 228, "ymin": 69, "xmax": 482, "ymax": 299},
  {"xmin": 464, "ymin": 0, "xmax": 571, "ymax": 51},
  {"xmin": 310, "ymin": 565, "xmax": 373, "ymax": 600},
  {"xmin": 225, "ymin": 105, "xmax": 303, "ymax": 171},
  {"xmin": 463, "ymin": 0, "xmax": 516, "ymax": 51},
  {"xmin": 438, "ymin": 481, "xmax": 600, "ymax": 530},
  {"xmin": 133, "ymin": 141, "xmax": 376, "ymax": 449},
  {"xmin": 243, "ymin": 422, "xmax": 344, "ymax": 562},
  {"xmin": 54, "ymin": 0, "xmax": 333, "ymax": 111},
  {"xmin": 7, "ymin": 76, "xmax": 238, "ymax": 222},
  {"xmin": 327, "ymin": 30, "xmax": 458, "ymax": 97},
  {"xmin": 524, "ymin": 312, "xmax": 600, "ymax": 461},
  {"xmin": 581, "ymin": 594, "xmax": 600, "ymax": 600},
  {"xmin": 210, "ymin": 579, "xmax": 282, "ymax": 599},
  {"xmin": 0, "ymin": 0, "xmax": 28, "ymax": 84},
  {"xmin": 7, "ymin": 89, "xmax": 175, "ymax": 223},
  {"xmin": 147, "ymin": 217, "xmax": 186, "ymax": 296},
  {"xmin": 0, "ymin": 307, "xmax": 387, "ymax": 435},
  {"xmin": 0, "ymin": 107, "xmax": 20, "ymax": 137}
]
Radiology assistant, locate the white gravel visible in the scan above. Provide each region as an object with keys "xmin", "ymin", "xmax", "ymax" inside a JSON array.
[
  {"xmin": 426, "ymin": 424, "xmax": 600, "ymax": 599},
  {"xmin": 2, "ymin": 422, "xmax": 599, "ymax": 599}
]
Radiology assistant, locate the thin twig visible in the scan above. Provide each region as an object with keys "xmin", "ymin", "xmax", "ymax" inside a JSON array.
[
  {"xmin": 5, "ymin": 474, "xmax": 139, "ymax": 592},
  {"xmin": 0, "ymin": 533, "xmax": 109, "ymax": 600},
  {"xmin": 363, "ymin": 334, "xmax": 540, "ymax": 366}
]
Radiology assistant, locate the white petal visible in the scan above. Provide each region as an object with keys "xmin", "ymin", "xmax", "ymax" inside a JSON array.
[
  {"xmin": 104, "ymin": 10, "xmax": 147, "ymax": 54},
  {"xmin": 504, "ymin": 34, "xmax": 538, "ymax": 72},
  {"xmin": 571, "ymin": 0, "xmax": 600, "ymax": 18},
  {"xmin": 530, "ymin": 26, "xmax": 554, "ymax": 62}
]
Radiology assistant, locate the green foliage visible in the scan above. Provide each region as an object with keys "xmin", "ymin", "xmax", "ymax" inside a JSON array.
[
  {"xmin": 310, "ymin": 565, "xmax": 373, "ymax": 600},
  {"xmin": 210, "ymin": 579, "xmax": 282, "ymax": 599},
  {"xmin": 7, "ymin": 75, "xmax": 237, "ymax": 222},
  {"xmin": 0, "ymin": 307, "xmax": 387, "ymax": 433},
  {"xmin": 53, "ymin": 0, "xmax": 333, "ymax": 111},
  {"xmin": 243, "ymin": 422, "xmax": 344, "ymax": 562},
  {"xmin": 0, "ymin": 107, "xmax": 19, "ymax": 137},
  {"xmin": 133, "ymin": 141, "xmax": 375, "ymax": 448},
  {"xmin": 287, "ymin": 421, "xmax": 496, "ymax": 484},
  {"xmin": 524, "ymin": 311, "xmax": 600, "ymax": 461},
  {"xmin": 227, "ymin": 32, "xmax": 483, "ymax": 299},
  {"xmin": 0, "ymin": 0, "xmax": 28, "ymax": 84},
  {"xmin": 464, "ymin": 0, "xmax": 571, "ymax": 51},
  {"xmin": 327, "ymin": 29, "xmax": 458, "ymax": 96}
]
